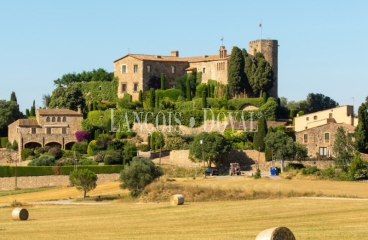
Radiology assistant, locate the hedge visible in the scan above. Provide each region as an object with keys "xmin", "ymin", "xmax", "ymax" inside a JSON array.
[
  {"xmin": 0, "ymin": 165, "xmax": 124, "ymax": 177},
  {"xmin": 227, "ymin": 98, "xmax": 264, "ymax": 110},
  {"xmin": 0, "ymin": 137, "xmax": 8, "ymax": 148}
]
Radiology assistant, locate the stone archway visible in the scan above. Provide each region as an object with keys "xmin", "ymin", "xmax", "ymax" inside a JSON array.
[
  {"xmin": 65, "ymin": 142, "xmax": 76, "ymax": 150},
  {"xmin": 24, "ymin": 142, "xmax": 42, "ymax": 149},
  {"xmin": 45, "ymin": 142, "xmax": 62, "ymax": 149}
]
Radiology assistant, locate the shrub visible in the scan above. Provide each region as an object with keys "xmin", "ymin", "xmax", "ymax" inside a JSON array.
[
  {"xmin": 34, "ymin": 146, "xmax": 49, "ymax": 155},
  {"xmin": 254, "ymin": 169, "xmax": 261, "ymax": 179},
  {"xmin": 21, "ymin": 149, "xmax": 34, "ymax": 160},
  {"xmin": 104, "ymin": 151, "xmax": 122, "ymax": 165},
  {"xmin": 87, "ymin": 140, "xmax": 102, "ymax": 156},
  {"xmin": 161, "ymin": 89, "xmax": 182, "ymax": 101},
  {"xmin": 107, "ymin": 139, "xmax": 124, "ymax": 151},
  {"xmin": 75, "ymin": 130, "xmax": 89, "ymax": 142},
  {"xmin": 28, "ymin": 155, "xmax": 56, "ymax": 166},
  {"xmin": 301, "ymin": 166, "xmax": 319, "ymax": 175},
  {"xmin": 265, "ymin": 148, "xmax": 272, "ymax": 161},
  {"xmin": 94, "ymin": 151, "xmax": 105, "ymax": 163},
  {"xmin": 48, "ymin": 147, "xmax": 62, "ymax": 159},
  {"xmin": 196, "ymin": 84, "xmax": 207, "ymax": 98},
  {"xmin": 72, "ymin": 141, "xmax": 88, "ymax": 155},
  {"xmin": 0, "ymin": 137, "xmax": 8, "ymax": 148},
  {"xmin": 78, "ymin": 158, "xmax": 98, "ymax": 165},
  {"xmin": 137, "ymin": 144, "xmax": 150, "ymax": 151},
  {"xmin": 69, "ymin": 169, "xmax": 98, "ymax": 198},
  {"xmin": 284, "ymin": 163, "xmax": 305, "ymax": 171}
]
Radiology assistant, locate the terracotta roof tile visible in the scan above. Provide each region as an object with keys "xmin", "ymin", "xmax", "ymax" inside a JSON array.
[
  {"xmin": 18, "ymin": 119, "xmax": 40, "ymax": 127},
  {"xmin": 114, "ymin": 54, "xmax": 230, "ymax": 63}
]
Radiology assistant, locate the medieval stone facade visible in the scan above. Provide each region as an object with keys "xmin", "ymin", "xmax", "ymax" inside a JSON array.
[
  {"xmin": 8, "ymin": 108, "xmax": 83, "ymax": 157},
  {"xmin": 113, "ymin": 39, "xmax": 278, "ymax": 101}
]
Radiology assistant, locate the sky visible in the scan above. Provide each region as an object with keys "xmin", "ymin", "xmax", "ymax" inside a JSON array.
[{"xmin": 1, "ymin": 0, "xmax": 367, "ymax": 113}]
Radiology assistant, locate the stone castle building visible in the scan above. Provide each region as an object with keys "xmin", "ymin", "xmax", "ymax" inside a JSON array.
[
  {"xmin": 294, "ymin": 105, "xmax": 358, "ymax": 158},
  {"xmin": 8, "ymin": 108, "xmax": 83, "ymax": 157},
  {"xmin": 113, "ymin": 39, "xmax": 278, "ymax": 101}
]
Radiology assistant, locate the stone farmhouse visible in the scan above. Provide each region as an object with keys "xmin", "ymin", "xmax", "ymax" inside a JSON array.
[
  {"xmin": 113, "ymin": 39, "xmax": 278, "ymax": 101},
  {"xmin": 294, "ymin": 105, "xmax": 358, "ymax": 158},
  {"xmin": 8, "ymin": 108, "xmax": 83, "ymax": 156}
]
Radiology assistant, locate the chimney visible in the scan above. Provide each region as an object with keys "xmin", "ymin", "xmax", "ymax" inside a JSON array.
[
  {"xmin": 171, "ymin": 50, "xmax": 179, "ymax": 57},
  {"xmin": 77, "ymin": 105, "xmax": 81, "ymax": 114}
]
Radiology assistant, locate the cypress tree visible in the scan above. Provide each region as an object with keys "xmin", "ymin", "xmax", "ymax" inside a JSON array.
[
  {"xmin": 227, "ymin": 46, "xmax": 245, "ymax": 97},
  {"xmin": 202, "ymin": 86, "xmax": 207, "ymax": 108},
  {"xmin": 147, "ymin": 135, "xmax": 151, "ymax": 150},
  {"xmin": 94, "ymin": 129, "xmax": 101, "ymax": 140},
  {"xmin": 186, "ymin": 77, "xmax": 191, "ymax": 101},
  {"xmin": 30, "ymin": 106, "xmax": 35, "ymax": 117},
  {"xmin": 139, "ymin": 90, "xmax": 143, "ymax": 102},
  {"xmin": 354, "ymin": 98, "xmax": 368, "ymax": 153},
  {"xmin": 93, "ymin": 101, "xmax": 97, "ymax": 111},
  {"xmin": 10, "ymin": 91, "xmax": 17, "ymax": 102},
  {"xmin": 253, "ymin": 117, "xmax": 267, "ymax": 152},
  {"xmin": 160, "ymin": 73, "xmax": 165, "ymax": 90},
  {"xmin": 223, "ymin": 85, "xmax": 229, "ymax": 100},
  {"xmin": 262, "ymin": 92, "xmax": 267, "ymax": 104},
  {"xmin": 149, "ymin": 88, "xmax": 155, "ymax": 108},
  {"xmin": 106, "ymin": 119, "xmax": 112, "ymax": 133},
  {"xmin": 25, "ymin": 109, "xmax": 30, "ymax": 118}
]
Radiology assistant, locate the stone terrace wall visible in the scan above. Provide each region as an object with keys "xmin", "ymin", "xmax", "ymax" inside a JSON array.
[
  {"xmin": 0, "ymin": 149, "xmax": 19, "ymax": 163},
  {"xmin": 0, "ymin": 173, "xmax": 120, "ymax": 190}
]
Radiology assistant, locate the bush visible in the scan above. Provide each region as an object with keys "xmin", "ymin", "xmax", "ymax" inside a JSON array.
[
  {"xmin": 0, "ymin": 137, "xmax": 8, "ymax": 148},
  {"xmin": 28, "ymin": 155, "xmax": 56, "ymax": 166},
  {"xmin": 107, "ymin": 139, "xmax": 124, "ymax": 151},
  {"xmin": 254, "ymin": 169, "xmax": 261, "ymax": 179},
  {"xmin": 34, "ymin": 146, "xmax": 50, "ymax": 155},
  {"xmin": 104, "ymin": 151, "xmax": 122, "ymax": 165},
  {"xmin": 301, "ymin": 166, "xmax": 319, "ymax": 175},
  {"xmin": 21, "ymin": 149, "xmax": 34, "ymax": 160},
  {"xmin": 72, "ymin": 141, "xmax": 88, "ymax": 155},
  {"xmin": 87, "ymin": 140, "xmax": 104, "ymax": 156},
  {"xmin": 284, "ymin": 163, "xmax": 305, "ymax": 171},
  {"xmin": 161, "ymin": 89, "xmax": 182, "ymax": 101},
  {"xmin": 78, "ymin": 158, "xmax": 98, "ymax": 165},
  {"xmin": 94, "ymin": 151, "xmax": 105, "ymax": 163},
  {"xmin": 75, "ymin": 131, "xmax": 89, "ymax": 142},
  {"xmin": 137, "ymin": 144, "xmax": 150, "ymax": 151},
  {"xmin": 48, "ymin": 147, "xmax": 62, "ymax": 159}
]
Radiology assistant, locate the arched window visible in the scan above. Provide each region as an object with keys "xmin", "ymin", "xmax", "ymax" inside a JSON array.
[
  {"xmin": 52, "ymin": 117, "xmax": 55, "ymax": 122},
  {"xmin": 57, "ymin": 117, "xmax": 61, "ymax": 122},
  {"xmin": 62, "ymin": 116, "xmax": 66, "ymax": 122},
  {"xmin": 46, "ymin": 117, "xmax": 50, "ymax": 122}
]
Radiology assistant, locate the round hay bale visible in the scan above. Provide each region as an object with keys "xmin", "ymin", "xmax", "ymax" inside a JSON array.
[
  {"xmin": 12, "ymin": 208, "xmax": 29, "ymax": 221},
  {"xmin": 170, "ymin": 194, "xmax": 184, "ymax": 206},
  {"xmin": 255, "ymin": 226, "xmax": 295, "ymax": 240}
]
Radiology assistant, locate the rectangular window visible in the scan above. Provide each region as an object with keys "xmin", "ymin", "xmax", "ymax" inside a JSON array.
[
  {"xmin": 319, "ymin": 147, "xmax": 327, "ymax": 156},
  {"xmin": 171, "ymin": 66, "xmax": 175, "ymax": 73},
  {"xmin": 134, "ymin": 83, "xmax": 138, "ymax": 92},
  {"xmin": 62, "ymin": 127, "xmax": 66, "ymax": 134},
  {"xmin": 306, "ymin": 117, "xmax": 309, "ymax": 121},
  {"xmin": 303, "ymin": 134, "xmax": 308, "ymax": 143},
  {"xmin": 314, "ymin": 116, "xmax": 317, "ymax": 120},
  {"xmin": 121, "ymin": 64, "xmax": 127, "ymax": 73},
  {"xmin": 147, "ymin": 65, "xmax": 151, "ymax": 73},
  {"xmin": 31, "ymin": 128, "xmax": 36, "ymax": 134},
  {"xmin": 121, "ymin": 83, "xmax": 127, "ymax": 93},
  {"xmin": 324, "ymin": 133, "xmax": 330, "ymax": 143},
  {"xmin": 134, "ymin": 64, "xmax": 138, "ymax": 73},
  {"xmin": 203, "ymin": 67, "xmax": 206, "ymax": 73},
  {"xmin": 329, "ymin": 113, "xmax": 333, "ymax": 118},
  {"xmin": 46, "ymin": 128, "xmax": 51, "ymax": 134}
]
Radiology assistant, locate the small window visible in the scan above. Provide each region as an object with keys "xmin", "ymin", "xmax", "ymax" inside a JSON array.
[
  {"xmin": 306, "ymin": 117, "xmax": 309, "ymax": 121},
  {"xmin": 319, "ymin": 147, "xmax": 327, "ymax": 156},
  {"xmin": 303, "ymin": 134, "xmax": 308, "ymax": 143},
  {"xmin": 171, "ymin": 66, "xmax": 175, "ymax": 73},
  {"xmin": 31, "ymin": 128, "xmax": 36, "ymax": 134},
  {"xmin": 52, "ymin": 117, "xmax": 55, "ymax": 122},
  {"xmin": 57, "ymin": 117, "xmax": 61, "ymax": 122},
  {"xmin": 325, "ymin": 133, "xmax": 330, "ymax": 143},
  {"xmin": 121, "ymin": 64, "xmax": 127, "ymax": 73},
  {"xmin": 62, "ymin": 116, "xmax": 66, "ymax": 122},
  {"xmin": 134, "ymin": 83, "xmax": 138, "ymax": 92},
  {"xmin": 46, "ymin": 117, "xmax": 50, "ymax": 122},
  {"xmin": 46, "ymin": 128, "xmax": 51, "ymax": 134},
  {"xmin": 62, "ymin": 127, "xmax": 67, "ymax": 134},
  {"xmin": 147, "ymin": 65, "xmax": 151, "ymax": 73},
  {"xmin": 121, "ymin": 83, "xmax": 127, "ymax": 93},
  {"xmin": 329, "ymin": 113, "xmax": 333, "ymax": 118},
  {"xmin": 134, "ymin": 64, "xmax": 138, "ymax": 73},
  {"xmin": 203, "ymin": 67, "xmax": 206, "ymax": 73},
  {"xmin": 314, "ymin": 116, "xmax": 317, "ymax": 120}
]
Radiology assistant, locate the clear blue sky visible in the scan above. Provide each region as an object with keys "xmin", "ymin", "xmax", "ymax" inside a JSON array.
[{"xmin": 1, "ymin": 0, "xmax": 367, "ymax": 113}]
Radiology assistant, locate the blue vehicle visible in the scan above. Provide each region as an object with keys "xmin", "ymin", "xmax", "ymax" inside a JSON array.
[{"xmin": 203, "ymin": 168, "xmax": 218, "ymax": 176}]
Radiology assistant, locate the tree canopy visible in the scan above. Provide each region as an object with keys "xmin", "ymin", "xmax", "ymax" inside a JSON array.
[
  {"xmin": 227, "ymin": 46, "xmax": 245, "ymax": 96},
  {"xmin": 69, "ymin": 169, "xmax": 98, "ymax": 198},
  {"xmin": 333, "ymin": 126, "xmax": 354, "ymax": 169},
  {"xmin": 0, "ymin": 100, "xmax": 24, "ymax": 137},
  {"xmin": 264, "ymin": 131, "xmax": 295, "ymax": 160},
  {"xmin": 54, "ymin": 68, "xmax": 113, "ymax": 87},
  {"xmin": 48, "ymin": 85, "xmax": 86, "ymax": 111},
  {"xmin": 354, "ymin": 97, "xmax": 368, "ymax": 153},
  {"xmin": 249, "ymin": 53, "xmax": 274, "ymax": 97},
  {"xmin": 189, "ymin": 132, "xmax": 231, "ymax": 167},
  {"xmin": 305, "ymin": 93, "xmax": 339, "ymax": 113}
]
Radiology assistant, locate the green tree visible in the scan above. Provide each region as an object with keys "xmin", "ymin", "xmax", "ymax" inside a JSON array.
[
  {"xmin": 10, "ymin": 92, "xmax": 17, "ymax": 102},
  {"xmin": 349, "ymin": 150, "xmax": 364, "ymax": 180},
  {"xmin": 149, "ymin": 88, "xmax": 155, "ymax": 108},
  {"xmin": 31, "ymin": 100, "xmax": 36, "ymax": 116},
  {"xmin": 42, "ymin": 94, "xmax": 51, "ymax": 108},
  {"xmin": 0, "ymin": 100, "xmax": 24, "ymax": 136},
  {"xmin": 264, "ymin": 131, "xmax": 295, "ymax": 160},
  {"xmin": 354, "ymin": 97, "xmax": 368, "ymax": 153},
  {"xmin": 333, "ymin": 126, "xmax": 354, "ymax": 169},
  {"xmin": 186, "ymin": 77, "xmax": 191, "ymax": 101},
  {"xmin": 69, "ymin": 169, "xmax": 98, "ymax": 198},
  {"xmin": 123, "ymin": 141, "xmax": 137, "ymax": 165},
  {"xmin": 227, "ymin": 46, "xmax": 245, "ymax": 97},
  {"xmin": 160, "ymin": 73, "xmax": 165, "ymax": 90},
  {"xmin": 138, "ymin": 90, "xmax": 143, "ymax": 102},
  {"xmin": 202, "ymin": 86, "xmax": 207, "ymax": 108},
  {"xmin": 294, "ymin": 142, "xmax": 308, "ymax": 161},
  {"xmin": 25, "ymin": 109, "xmax": 30, "ymax": 118},
  {"xmin": 249, "ymin": 53, "xmax": 274, "ymax": 97},
  {"xmin": 306, "ymin": 93, "xmax": 339, "ymax": 113},
  {"xmin": 253, "ymin": 117, "xmax": 267, "ymax": 152},
  {"xmin": 189, "ymin": 132, "xmax": 231, "ymax": 167},
  {"xmin": 54, "ymin": 68, "xmax": 113, "ymax": 87},
  {"xmin": 48, "ymin": 85, "xmax": 86, "ymax": 111},
  {"xmin": 119, "ymin": 157, "xmax": 164, "ymax": 197}
]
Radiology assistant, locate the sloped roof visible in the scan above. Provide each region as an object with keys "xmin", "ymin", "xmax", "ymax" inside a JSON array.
[
  {"xmin": 37, "ymin": 109, "xmax": 82, "ymax": 116},
  {"xmin": 18, "ymin": 119, "xmax": 40, "ymax": 127},
  {"xmin": 114, "ymin": 53, "xmax": 230, "ymax": 63}
]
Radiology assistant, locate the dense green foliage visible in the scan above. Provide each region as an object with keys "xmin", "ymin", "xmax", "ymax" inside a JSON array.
[
  {"xmin": 160, "ymin": 73, "xmax": 165, "ymax": 90},
  {"xmin": 354, "ymin": 97, "xmax": 368, "ymax": 153},
  {"xmin": 249, "ymin": 53, "xmax": 274, "ymax": 97},
  {"xmin": 28, "ymin": 155, "xmax": 56, "ymax": 166},
  {"xmin": 54, "ymin": 68, "xmax": 114, "ymax": 87},
  {"xmin": 0, "ymin": 137, "xmax": 8, "ymax": 148},
  {"xmin": 333, "ymin": 126, "xmax": 354, "ymax": 169},
  {"xmin": 0, "ymin": 100, "xmax": 24, "ymax": 137},
  {"xmin": 228, "ymin": 46, "xmax": 245, "ymax": 96},
  {"xmin": 264, "ymin": 131, "xmax": 295, "ymax": 160},
  {"xmin": 48, "ymin": 84, "xmax": 86, "ymax": 112},
  {"xmin": 119, "ymin": 157, "xmax": 164, "ymax": 197},
  {"xmin": 69, "ymin": 169, "xmax": 98, "ymax": 198},
  {"xmin": 227, "ymin": 98, "xmax": 264, "ymax": 110},
  {"xmin": 253, "ymin": 117, "xmax": 267, "ymax": 151},
  {"xmin": 72, "ymin": 141, "xmax": 88, "ymax": 155}
]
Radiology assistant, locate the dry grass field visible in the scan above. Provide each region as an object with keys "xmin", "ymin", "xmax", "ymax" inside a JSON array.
[{"xmin": 0, "ymin": 176, "xmax": 368, "ymax": 239}]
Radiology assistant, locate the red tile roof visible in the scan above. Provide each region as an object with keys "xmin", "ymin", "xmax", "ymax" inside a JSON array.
[
  {"xmin": 114, "ymin": 54, "xmax": 230, "ymax": 63},
  {"xmin": 37, "ymin": 109, "xmax": 82, "ymax": 116}
]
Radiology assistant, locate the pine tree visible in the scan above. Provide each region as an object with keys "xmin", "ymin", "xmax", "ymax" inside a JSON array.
[
  {"xmin": 160, "ymin": 73, "xmax": 165, "ymax": 90},
  {"xmin": 253, "ymin": 117, "xmax": 267, "ymax": 152},
  {"xmin": 227, "ymin": 47, "xmax": 245, "ymax": 97}
]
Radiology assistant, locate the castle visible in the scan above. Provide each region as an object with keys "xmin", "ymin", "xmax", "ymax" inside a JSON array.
[{"xmin": 113, "ymin": 39, "xmax": 278, "ymax": 100}]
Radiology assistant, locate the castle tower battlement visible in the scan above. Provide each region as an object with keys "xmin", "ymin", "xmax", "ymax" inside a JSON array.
[{"xmin": 249, "ymin": 39, "xmax": 278, "ymax": 98}]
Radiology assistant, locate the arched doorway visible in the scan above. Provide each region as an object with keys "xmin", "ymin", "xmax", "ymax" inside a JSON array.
[
  {"xmin": 45, "ymin": 142, "xmax": 62, "ymax": 149},
  {"xmin": 24, "ymin": 142, "xmax": 42, "ymax": 149},
  {"xmin": 65, "ymin": 142, "xmax": 75, "ymax": 150}
]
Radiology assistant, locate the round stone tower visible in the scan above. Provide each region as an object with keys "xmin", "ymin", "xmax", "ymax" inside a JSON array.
[{"xmin": 248, "ymin": 39, "xmax": 278, "ymax": 98}]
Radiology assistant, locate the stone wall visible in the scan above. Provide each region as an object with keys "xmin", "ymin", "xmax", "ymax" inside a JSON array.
[
  {"xmin": 0, "ymin": 149, "xmax": 19, "ymax": 164},
  {"xmin": 0, "ymin": 173, "xmax": 120, "ymax": 190},
  {"xmin": 189, "ymin": 58, "xmax": 229, "ymax": 85}
]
